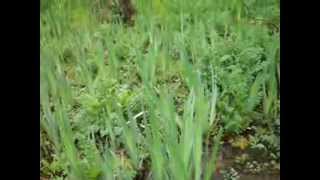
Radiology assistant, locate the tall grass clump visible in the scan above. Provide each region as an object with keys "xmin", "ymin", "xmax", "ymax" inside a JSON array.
[{"xmin": 41, "ymin": 0, "xmax": 279, "ymax": 179}]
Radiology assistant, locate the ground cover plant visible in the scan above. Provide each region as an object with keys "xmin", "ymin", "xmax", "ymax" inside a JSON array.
[{"xmin": 40, "ymin": 0, "xmax": 280, "ymax": 179}]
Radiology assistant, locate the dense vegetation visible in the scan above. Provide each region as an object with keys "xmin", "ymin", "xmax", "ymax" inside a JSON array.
[{"xmin": 40, "ymin": 0, "xmax": 280, "ymax": 179}]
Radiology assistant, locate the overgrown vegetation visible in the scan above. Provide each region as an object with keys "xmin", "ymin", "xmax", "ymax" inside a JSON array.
[{"xmin": 40, "ymin": 0, "xmax": 280, "ymax": 179}]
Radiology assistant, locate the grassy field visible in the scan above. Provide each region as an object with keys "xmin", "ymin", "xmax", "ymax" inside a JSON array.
[{"xmin": 40, "ymin": 0, "xmax": 280, "ymax": 179}]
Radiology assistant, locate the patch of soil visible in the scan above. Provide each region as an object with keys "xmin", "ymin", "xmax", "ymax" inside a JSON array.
[
  {"xmin": 239, "ymin": 174, "xmax": 279, "ymax": 180},
  {"xmin": 215, "ymin": 142, "xmax": 280, "ymax": 180},
  {"xmin": 119, "ymin": 0, "xmax": 136, "ymax": 26}
]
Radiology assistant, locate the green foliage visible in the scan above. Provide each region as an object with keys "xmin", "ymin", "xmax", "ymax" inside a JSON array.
[{"xmin": 41, "ymin": 0, "xmax": 279, "ymax": 179}]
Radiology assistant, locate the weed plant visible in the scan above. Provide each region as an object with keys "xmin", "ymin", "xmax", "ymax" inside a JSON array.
[{"xmin": 40, "ymin": 0, "xmax": 279, "ymax": 179}]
